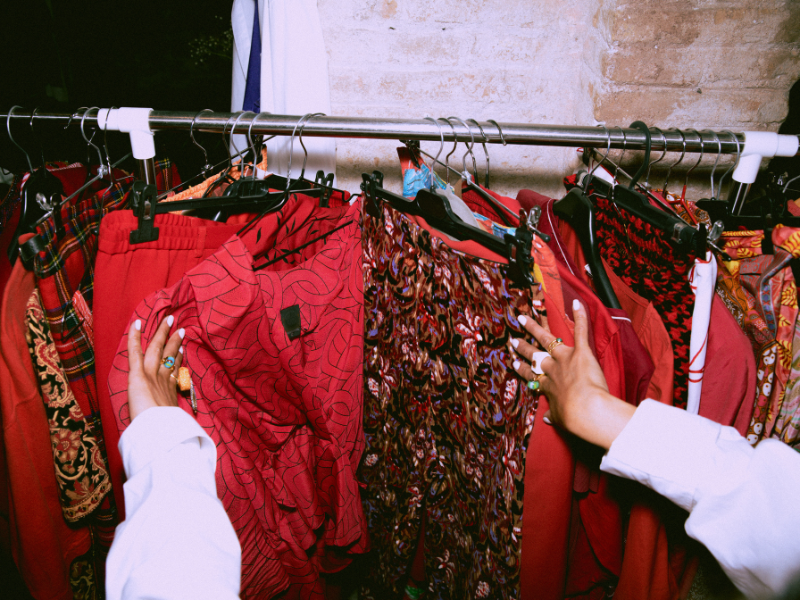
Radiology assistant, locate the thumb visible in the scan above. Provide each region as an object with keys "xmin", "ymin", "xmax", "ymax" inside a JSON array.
[
  {"xmin": 571, "ymin": 299, "xmax": 590, "ymax": 351},
  {"xmin": 127, "ymin": 319, "xmax": 144, "ymax": 375}
]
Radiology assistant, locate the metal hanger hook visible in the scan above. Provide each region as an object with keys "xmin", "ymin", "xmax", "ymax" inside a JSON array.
[
  {"xmin": 467, "ymin": 118, "xmax": 490, "ymax": 187},
  {"xmin": 662, "ymin": 128, "xmax": 687, "ymax": 196},
  {"xmin": 585, "ymin": 124, "xmax": 612, "ymax": 192},
  {"xmin": 487, "ymin": 119, "xmax": 507, "ymax": 146},
  {"xmin": 702, "ymin": 130, "xmax": 722, "ymax": 200},
  {"xmin": 190, "ymin": 109, "xmax": 214, "ymax": 174},
  {"xmin": 644, "ymin": 127, "xmax": 667, "ymax": 189},
  {"xmin": 284, "ymin": 112, "xmax": 321, "ymax": 191},
  {"xmin": 6, "ymin": 105, "xmax": 34, "ymax": 172},
  {"xmin": 297, "ymin": 112, "xmax": 326, "ymax": 182},
  {"xmin": 101, "ymin": 106, "xmax": 118, "ymax": 184},
  {"xmin": 423, "ymin": 117, "xmax": 445, "ymax": 178},
  {"xmin": 613, "ymin": 126, "xmax": 627, "ymax": 182},
  {"xmin": 448, "ymin": 116, "xmax": 477, "ymax": 179},
  {"xmin": 717, "ymin": 130, "xmax": 741, "ymax": 195},
  {"xmin": 440, "ymin": 117, "xmax": 459, "ymax": 185},
  {"xmin": 682, "ymin": 128, "xmax": 704, "ymax": 194},
  {"xmin": 80, "ymin": 107, "xmax": 105, "ymax": 168},
  {"xmin": 229, "ymin": 111, "xmax": 255, "ymax": 170},
  {"xmin": 29, "ymin": 108, "xmax": 47, "ymax": 169}
]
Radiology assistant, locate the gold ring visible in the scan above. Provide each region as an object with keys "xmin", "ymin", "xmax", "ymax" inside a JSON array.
[{"xmin": 547, "ymin": 338, "xmax": 564, "ymax": 354}]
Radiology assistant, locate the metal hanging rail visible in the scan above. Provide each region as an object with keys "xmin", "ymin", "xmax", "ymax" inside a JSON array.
[{"xmin": 3, "ymin": 107, "xmax": 776, "ymax": 154}]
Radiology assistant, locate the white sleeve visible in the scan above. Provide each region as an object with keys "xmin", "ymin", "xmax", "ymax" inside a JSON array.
[
  {"xmin": 600, "ymin": 399, "xmax": 800, "ymax": 599},
  {"xmin": 106, "ymin": 407, "xmax": 241, "ymax": 600}
]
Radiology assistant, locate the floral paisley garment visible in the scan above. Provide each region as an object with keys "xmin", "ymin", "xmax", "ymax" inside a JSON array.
[
  {"xmin": 360, "ymin": 202, "xmax": 552, "ymax": 600},
  {"xmin": 717, "ymin": 226, "xmax": 800, "ymax": 444},
  {"xmin": 24, "ymin": 288, "xmax": 110, "ymax": 599}
]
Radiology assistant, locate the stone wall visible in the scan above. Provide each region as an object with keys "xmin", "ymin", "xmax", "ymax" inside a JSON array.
[{"xmin": 318, "ymin": 0, "xmax": 800, "ymax": 198}]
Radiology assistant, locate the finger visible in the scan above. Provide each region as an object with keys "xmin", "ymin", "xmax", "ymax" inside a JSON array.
[
  {"xmin": 518, "ymin": 314, "xmax": 556, "ymax": 352},
  {"xmin": 571, "ymin": 299, "xmax": 590, "ymax": 351},
  {"xmin": 127, "ymin": 319, "xmax": 144, "ymax": 375},
  {"xmin": 160, "ymin": 327, "xmax": 184, "ymax": 378},
  {"xmin": 510, "ymin": 339, "xmax": 555, "ymax": 375},
  {"xmin": 511, "ymin": 357, "xmax": 536, "ymax": 383},
  {"xmin": 143, "ymin": 315, "xmax": 175, "ymax": 374},
  {"xmin": 543, "ymin": 409, "xmax": 553, "ymax": 425}
]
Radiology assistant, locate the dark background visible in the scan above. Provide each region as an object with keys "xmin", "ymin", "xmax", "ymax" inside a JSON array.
[{"xmin": 0, "ymin": 0, "xmax": 235, "ymax": 181}]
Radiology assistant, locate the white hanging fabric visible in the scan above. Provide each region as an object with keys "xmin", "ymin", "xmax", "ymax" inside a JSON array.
[{"xmin": 231, "ymin": 0, "xmax": 336, "ymax": 182}]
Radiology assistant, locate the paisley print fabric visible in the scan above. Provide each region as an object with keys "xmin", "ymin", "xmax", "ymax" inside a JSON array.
[
  {"xmin": 24, "ymin": 288, "xmax": 110, "ymax": 599},
  {"xmin": 361, "ymin": 202, "xmax": 553, "ymax": 600},
  {"xmin": 24, "ymin": 288, "xmax": 112, "ymax": 522},
  {"xmin": 717, "ymin": 227, "xmax": 800, "ymax": 444},
  {"xmin": 777, "ymin": 319, "xmax": 800, "ymax": 448},
  {"xmin": 591, "ymin": 195, "xmax": 698, "ymax": 409}
]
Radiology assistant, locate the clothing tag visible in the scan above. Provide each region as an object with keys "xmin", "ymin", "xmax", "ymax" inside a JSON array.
[
  {"xmin": 437, "ymin": 186, "xmax": 480, "ymax": 228},
  {"xmin": 280, "ymin": 305, "xmax": 303, "ymax": 340}
]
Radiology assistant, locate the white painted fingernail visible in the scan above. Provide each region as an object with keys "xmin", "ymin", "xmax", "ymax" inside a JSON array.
[
  {"xmin": 179, "ymin": 347, "xmax": 184, "ymax": 354},
  {"xmin": 573, "ymin": 299, "xmax": 581, "ymax": 311},
  {"xmin": 543, "ymin": 416, "xmax": 552, "ymax": 425},
  {"xmin": 166, "ymin": 315, "xmax": 174, "ymax": 327},
  {"xmin": 178, "ymin": 328, "xmax": 185, "ymax": 339},
  {"xmin": 518, "ymin": 315, "xmax": 527, "ymax": 326},
  {"xmin": 510, "ymin": 338, "xmax": 519, "ymax": 349},
  {"xmin": 476, "ymin": 334, "xmax": 482, "ymax": 341},
  {"xmin": 513, "ymin": 360, "xmax": 521, "ymax": 370},
  {"xmin": 134, "ymin": 320, "xmax": 141, "ymax": 331}
]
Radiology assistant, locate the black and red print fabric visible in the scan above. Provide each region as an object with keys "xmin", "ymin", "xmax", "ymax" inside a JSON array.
[
  {"xmin": 108, "ymin": 196, "xmax": 368, "ymax": 598},
  {"xmin": 360, "ymin": 202, "xmax": 544, "ymax": 600},
  {"xmin": 590, "ymin": 193, "xmax": 697, "ymax": 409}
]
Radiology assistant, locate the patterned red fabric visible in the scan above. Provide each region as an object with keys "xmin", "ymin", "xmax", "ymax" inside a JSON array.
[
  {"xmin": 108, "ymin": 196, "xmax": 367, "ymax": 599},
  {"xmin": 361, "ymin": 199, "xmax": 548, "ymax": 599},
  {"xmin": 0, "ymin": 260, "xmax": 93, "ymax": 600},
  {"xmin": 590, "ymin": 193, "xmax": 697, "ymax": 409}
]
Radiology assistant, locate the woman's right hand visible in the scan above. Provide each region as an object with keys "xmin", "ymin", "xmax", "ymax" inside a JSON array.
[{"xmin": 510, "ymin": 299, "xmax": 635, "ymax": 450}]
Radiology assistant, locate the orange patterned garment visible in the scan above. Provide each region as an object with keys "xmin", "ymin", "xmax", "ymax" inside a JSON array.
[{"xmin": 717, "ymin": 226, "xmax": 800, "ymax": 443}]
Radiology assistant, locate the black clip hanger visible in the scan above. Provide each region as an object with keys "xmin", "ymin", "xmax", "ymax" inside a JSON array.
[
  {"xmin": 6, "ymin": 107, "xmax": 64, "ymax": 266},
  {"xmin": 362, "ymin": 170, "xmax": 545, "ymax": 287},
  {"xmin": 554, "ymin": 125, "xmax": 621, "ymax": 309}
]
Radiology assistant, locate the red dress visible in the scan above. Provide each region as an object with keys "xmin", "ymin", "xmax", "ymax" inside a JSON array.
[{"xmin": 108, "ymin": 196, "xmax": 368, "ymax": 599}]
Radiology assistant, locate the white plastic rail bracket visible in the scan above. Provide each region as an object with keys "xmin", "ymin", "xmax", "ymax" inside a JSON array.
[
  {"xmin": 732, "ymin": 132, "xmax": 799, "ymax": 185},
  {"xmin": 95, "ymin": 107, "xmax": 155, "ymax": 160}
]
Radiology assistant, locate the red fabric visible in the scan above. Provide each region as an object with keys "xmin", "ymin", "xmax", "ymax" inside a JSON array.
[
  {"xmin": 95, "ymin": 197, "xmax": 352, "ymax": 519},
  {"xmin": 108, "ymin": 196, "xmax": 367, "ymax": 598},
  {"xmin": 0, "ymin": 259, "xmax": 91, "ymax": 600},
  {"xmin": 94, "ymin": 210, "xmax": 247, "ymax": 518},
  {"xmin": 458, "ymin": 184, "xmax": 631, "ymax": 598},
  {"xmin": 698, "ymin": 296, "xmax": 756, "ymax": 436}
]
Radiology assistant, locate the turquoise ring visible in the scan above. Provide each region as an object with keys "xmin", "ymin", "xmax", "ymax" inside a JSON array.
[
  {"xmin": 161, "ymin": 356, "xmax": 176, "ymax": 370},
  {"xmin": 527, "ymin": 380, "xmax": 541, "ymax": 392}
]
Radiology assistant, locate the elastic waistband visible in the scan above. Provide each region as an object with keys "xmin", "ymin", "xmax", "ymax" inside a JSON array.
[{"xmin": 98, "ymin": 210, "xmax": 240, "ymax": 255}]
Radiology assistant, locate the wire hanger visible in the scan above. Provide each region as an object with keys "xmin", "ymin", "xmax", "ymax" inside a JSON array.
[
  {"xmin": 7, "ymin": 106, "xmax": 66, "ymax": 264},
  {"xmin": 446, "ymin": 116, "xmax": 514, "ymax": 225},
  {"xmin": 466, "ymin": 118, "xmax": 491, "ymax": 188},
  {"xmin": 191, "ymin": 108, "xmax": 215, "ymax": 178},
  {"xmin": 661, "ymin": 128, "xmax": 687, "ymax": 198},
  {"xmin": 644, "ymin": 128, "xmax": 667, "ymax": 190}
]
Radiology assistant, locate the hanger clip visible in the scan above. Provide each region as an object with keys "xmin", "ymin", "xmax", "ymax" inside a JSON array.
[
  {"xmin": 129, "ymin": 181, "xmax": 160, "ymax": 244},
  {"xmin": 504, "ymin": 210, "xmax": 536, "ymax": 287}
]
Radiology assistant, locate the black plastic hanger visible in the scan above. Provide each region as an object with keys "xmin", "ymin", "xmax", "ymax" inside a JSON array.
[
  {"xmin": 7, "ymin": 107, "xmax": 64, "ymax": 265},
  {"xmin": 362, "ymin": 170, "xmax": 546, "ymax": 287},
  {"xmin": 553, "ymin": 125, "xmax": 621, "ymax": 308},
  {"xmin": 610, "ymin": 122, "xmax": 707, "ymax": 254}
]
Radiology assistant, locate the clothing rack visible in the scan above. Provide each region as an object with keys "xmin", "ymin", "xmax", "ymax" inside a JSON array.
[{"xmin": 5, "ymin": 107, "xmax": 800, "ymax": 205}]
